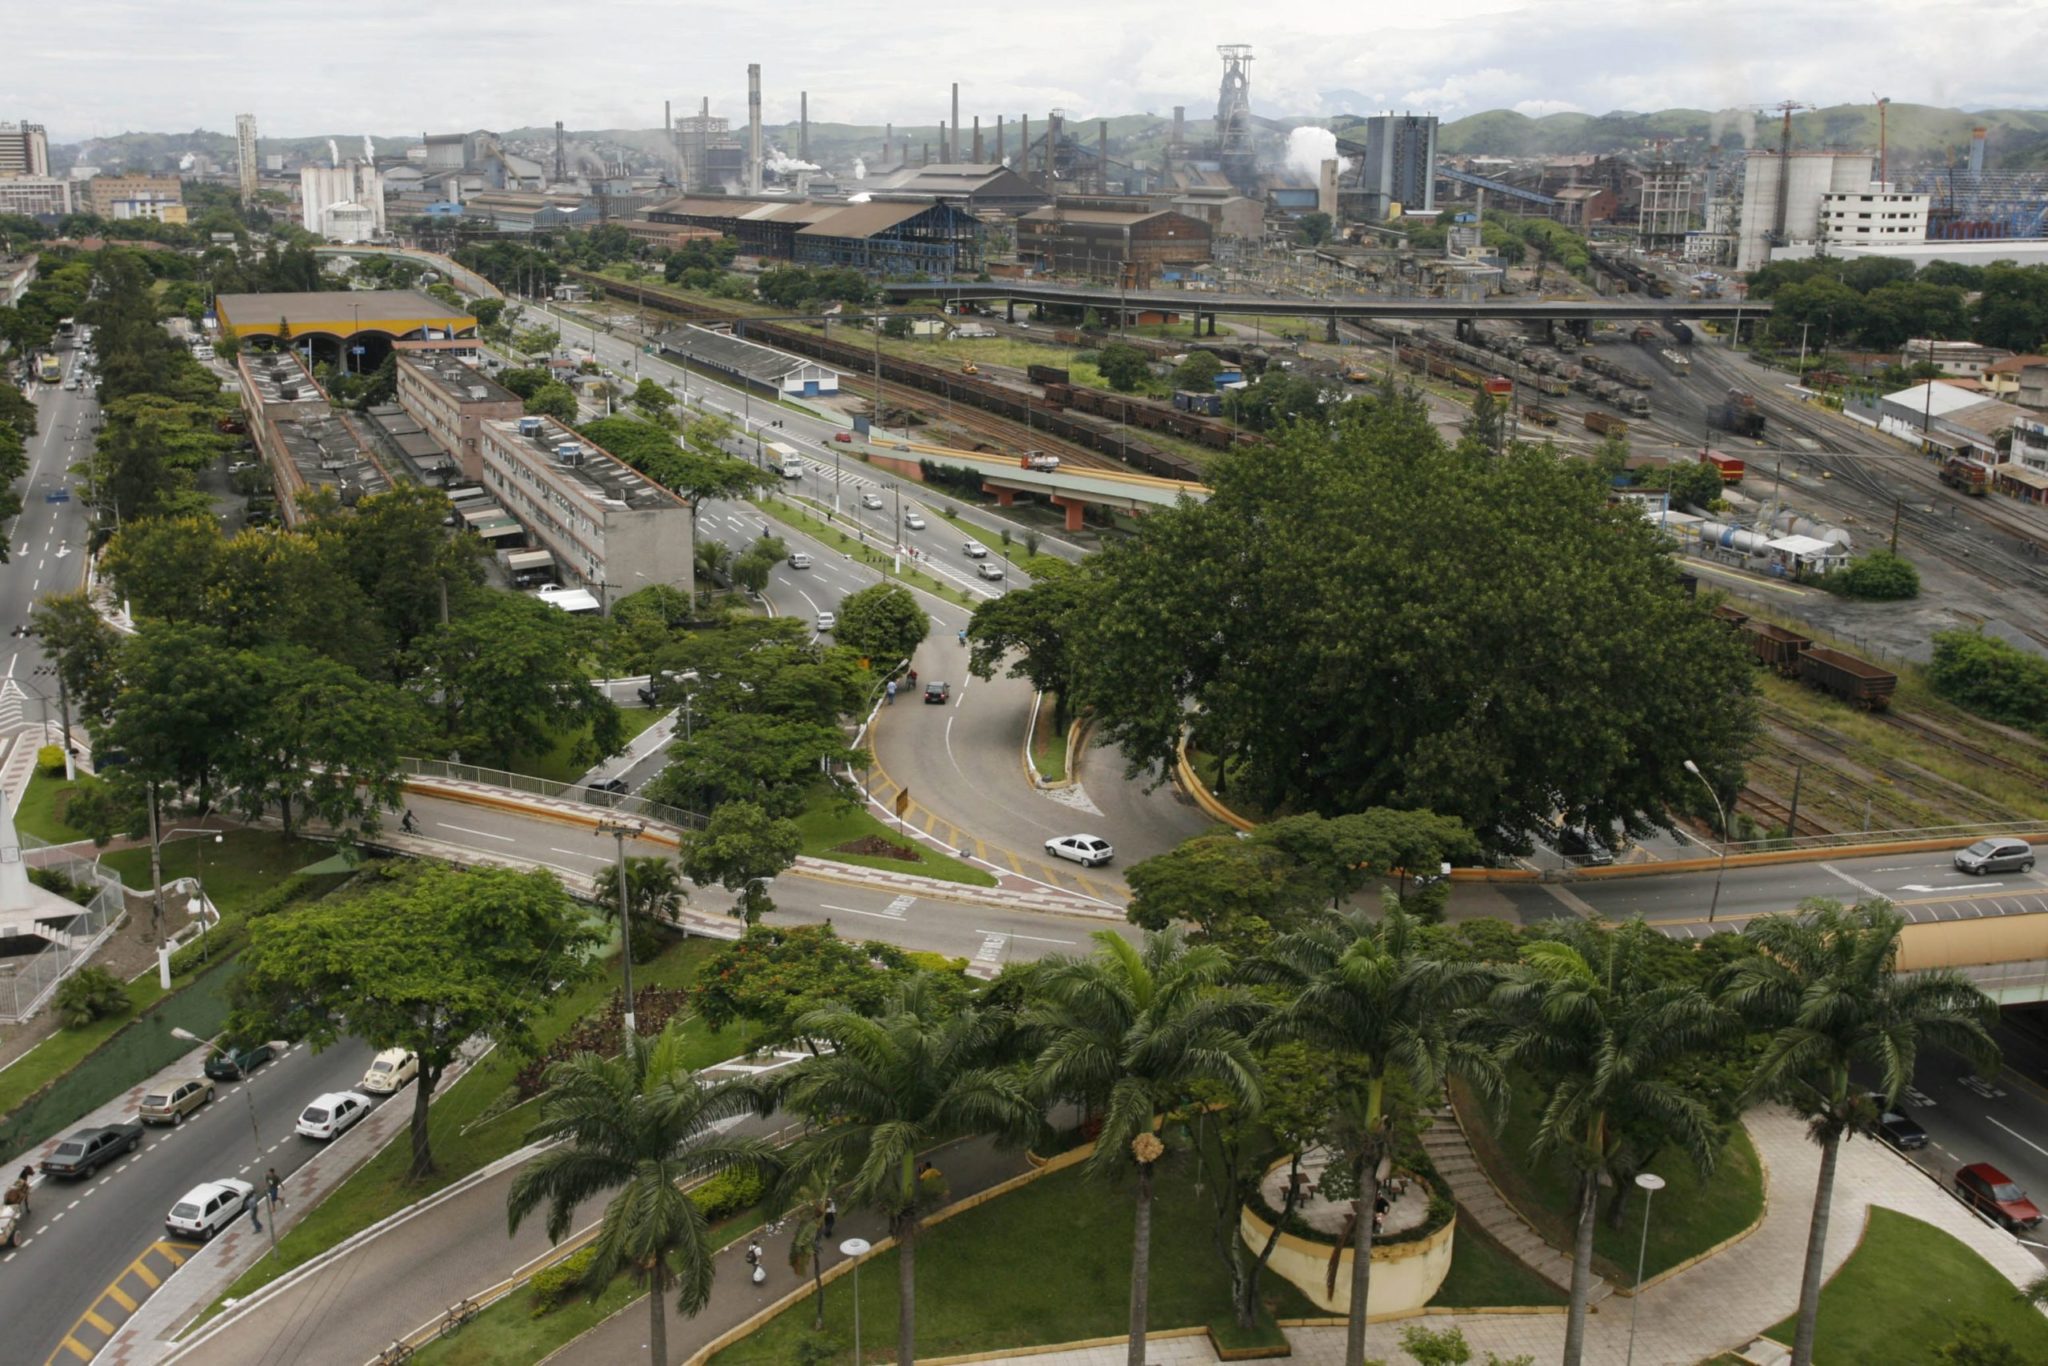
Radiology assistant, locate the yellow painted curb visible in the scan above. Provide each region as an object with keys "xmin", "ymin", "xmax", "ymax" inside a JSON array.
[{"xmin": 1174, "ymin": 738, "xmax": 1256, "ymax": 832}]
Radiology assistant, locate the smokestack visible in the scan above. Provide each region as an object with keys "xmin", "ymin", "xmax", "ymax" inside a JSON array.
[
  {"xmin": 940, "ymin": 123, "xmax": 947, "ymax": 166},
  {"xmin": 973, "ymin": 116, "xmax": 983, "ymax": 163},
  {"xmin": 665, "ymin": 100, "xmax": 677, "ymax": 187},
  {"xmin": 1022, "ymin": 114, "xmax": 1030, "ymax": 182},
  {"xmin": 923, "ymin": 141, "xmax": 931, "ymax": 167},
  {"xmin": 1970, "ymin": 126, "xmax": 1987, "ymax": 176},
  {"xmin": 554, "ymin": 120, "xmax": 566, "ymax": 183},
  {"xmin": 1318, "ymin": 158, "xmax": 1339, "ymax": 216},
  {"xmin": 997, "ymin": 114, "xmax": 1005, "ymax": 162},
  {"xmin": 952, "ymin": 83, "xmax": 961, "ymax": 161},
  {"xmin": 746, "ymin": 64, "xmax": 763, "ymax": 194},
  {"xmin": 1099, "ymin": 120, "xmax": 1108, "ymax": 193},
  {"xmin": 800, "ymin": 91, "xmax": 809, "ymax": 162},
  {"xmin": 699, "ymin": 97, "xmax": 709, "ymax": 193},
  {"xmin": 1173, "ymin": 106, "xmax": 1184, "ymax": 152},
  {"xmin": 885, "ymin": 122, "xmax": 893, "ymax": 164}
]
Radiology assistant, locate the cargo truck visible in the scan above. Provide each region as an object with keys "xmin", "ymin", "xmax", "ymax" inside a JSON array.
[{"xmin": 767, "ymin": 441, "xmax": 802, "ymax": 479}]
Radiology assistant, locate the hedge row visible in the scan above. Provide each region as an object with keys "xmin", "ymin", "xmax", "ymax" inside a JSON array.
[{"xmin": 528, "ymin": 1168, "xmax": 769, "ymax": 1314}]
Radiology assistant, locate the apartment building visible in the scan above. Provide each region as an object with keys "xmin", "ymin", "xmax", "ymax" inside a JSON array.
[{"xmin": 394, "ymin": 351, "xmax": 524, "ymax": 481}]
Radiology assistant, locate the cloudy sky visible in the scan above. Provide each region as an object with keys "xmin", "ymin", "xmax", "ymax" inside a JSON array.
[{"xmin": 23, "ymin": 0, "xmax": 2045, "ymax": 142}]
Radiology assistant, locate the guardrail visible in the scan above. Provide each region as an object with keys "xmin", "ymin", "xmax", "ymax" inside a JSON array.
[{"xmin": 399, "ymin": 757, "xmax": 710, "ymax": 830}]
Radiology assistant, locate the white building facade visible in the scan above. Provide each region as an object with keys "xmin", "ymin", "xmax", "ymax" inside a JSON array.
[{"xmin": 300, "ymin": 162, "xmax": 387, "ymax": 240}]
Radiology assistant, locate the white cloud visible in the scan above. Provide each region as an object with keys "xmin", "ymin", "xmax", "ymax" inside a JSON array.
[{"xmin": 21, "ymin": 0, "xmax": 2044, "ymax": 140}]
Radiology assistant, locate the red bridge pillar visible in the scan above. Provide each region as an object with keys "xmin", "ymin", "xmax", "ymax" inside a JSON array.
[{"xmin": 1050, "ymin": 495, "xmax": 1086, "ymax": 531}]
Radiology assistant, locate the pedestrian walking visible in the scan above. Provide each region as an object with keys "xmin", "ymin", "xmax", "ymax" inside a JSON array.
[
  {"xmin": 249, "ymin": 1198, "xmax": 263, "ymax": 1233},
  {"xmin": 400, "ymin": 809, "xmax": 417, "ymax": 835},
  {"xmin": 885, "ymin": 680, "xmax": 897, "ymax": 705},
  {"xmin": 266, "ymin": 1168, "xmax": 283, "ymax": 1207},
  {"xmin": 823, "ymin": 1197, "xmax": 837, "ymax": 1239},
  {"xmin": 957, "ymin": 628, "xmax": 967, "ymax": 646}
]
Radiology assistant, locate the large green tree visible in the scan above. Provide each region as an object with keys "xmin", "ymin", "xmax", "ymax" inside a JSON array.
[
  {"xmin": 1723, "ymin": 900, "xmax": 1998, "ymax": 1366},
  {"xmin": 965, "ymin": 557, "xmax": 1093, "ymax": 727},
  {"xmin": 409, "ymin": 593, "xmax": 624, "ymax": 767},
  {"xmin": 1026, "ymin": 930, "xmax": 1260, "ymax": 1366},
  {"xmin": 232, "ymin": 864, "xmax": 600, "ymax": 1178},
  {"xmin": 31, "ymin": 590, "xmax": 123, "ymax": 728},
  {"xmin": 1057, "ymin": 399, "xmax": 1758, "ymax": 848},
  {"xmin": 506, "ymin": 1023, "xmax": 779, "ymax": 1366},
  {"xmin": 651, "ymin": 711, "xmax": 862, "ymax": 817},
  {"xmin": 834, "ymin": 582, "xmax": 930, "ymax": 667},
  {"xmin": 678, "ymin": 800, "xmax": 802, "ymax": 924},
  {"xmin": 226, "ymin": 646, "xmax": 416, "ymax": 835},
  {"xmin": 772, "ymin": 979, "xmax": 1042, "ymax": 1365}
]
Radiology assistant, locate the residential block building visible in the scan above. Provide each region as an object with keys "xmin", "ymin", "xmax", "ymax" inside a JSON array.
[{"xmin": 394, "ymin": 351, "xmax": 524, "ymax": 481}]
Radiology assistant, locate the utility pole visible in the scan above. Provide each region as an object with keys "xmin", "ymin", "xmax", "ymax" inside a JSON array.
[
  {"xmin": 595, "ymin": 818, "xmax": 645, "ymax": 1057},
  {"xmin": 1889, "ymin": 499, "xmax": 1902, "ymax": 553},
  {"xmin": 1786, "ymin": 764, "xmax": 1803, "ymax": 839}
]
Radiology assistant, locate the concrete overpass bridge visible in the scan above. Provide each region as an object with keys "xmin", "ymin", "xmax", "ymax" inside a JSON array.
[
  {"xmin": 858, "ymin": 434, "xmax": 1205, "ymax": 528},
  {"xmin": 310, "ymin": 245, "xmax": 503, "ymax": 301},
  {"xmin": 883, "ymin": 280, "xmax": 1768, "ymax": 341}
]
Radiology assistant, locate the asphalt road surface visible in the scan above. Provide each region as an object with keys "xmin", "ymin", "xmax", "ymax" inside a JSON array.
[
  {"xmin": 5, "ymin": 344, "xmax": 95, "ymax": 706},
  {"xmin": 0, "ymin": 1038, "xmax": 375, "ymax": 1365}
]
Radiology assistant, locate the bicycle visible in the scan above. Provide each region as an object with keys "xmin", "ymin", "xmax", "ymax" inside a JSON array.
[
  {"xmin": 376, "ymin": 1342, "xmax": 413, "ymax": 1365},
  {"xmin": 438, "ymin": 1296, "xmax": 481, "ymax": 1339}
]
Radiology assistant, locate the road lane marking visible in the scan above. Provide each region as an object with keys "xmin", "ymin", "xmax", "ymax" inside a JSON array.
[
  {"xmin": 1988, "ymin": 1117, "xmax": 2048, "ymax": 1159},
  {"xmin": 438, "ymin": 823, "xmax": 514, "ymax": 842},
  {"xmin": 1820, "ymin": 863, "xmax": 1885, "ymax": 899},
  {"xmin": 104, "ymin": 1283, "xmax": 136, "ymax": 1312},
  {"xmin": 1006, "ymin": 932, "xmax": 1077, "ymax": 945}
]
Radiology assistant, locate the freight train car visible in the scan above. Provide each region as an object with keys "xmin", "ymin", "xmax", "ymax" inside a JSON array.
[
  {"xmin": 1699, "ymin": 449, "xmax": 1746, "ymax": 483},
  {"xmin": 1026, "ymin": 364, "xmax": 1071, "ymax": 386},
  {"xmin": 1798, "ymin": 647, "xmax": 1898, "ymax": 711},
  {"xmin": 1708, "ymin": 388, "xmax": 1766, "ymax": 439},
  {"xmin": 1743, "ymin": 621, "xmax": 1813, "ymax": 676},
  {"xmin": 1584, "ymin": 411, "xmax": 1629, "ymax": 437}
]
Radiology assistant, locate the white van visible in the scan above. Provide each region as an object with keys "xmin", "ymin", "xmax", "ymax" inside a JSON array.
[{"xmin": 767, "ymin": 441, "xmax": 802, "ymax": 480}]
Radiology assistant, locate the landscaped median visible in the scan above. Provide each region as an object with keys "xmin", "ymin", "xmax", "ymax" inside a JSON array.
[
  {"xmin": 757, "ymin": 495, "xmax": 978, "ymax": 608},
  {"xmin": 794, "ymin": 783, "xmax": 994, "ymax": 888}
]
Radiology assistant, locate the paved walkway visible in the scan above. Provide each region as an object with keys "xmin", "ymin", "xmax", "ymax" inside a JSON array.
[
  {"xmin": 549, "ymin": 1135, "xmax": 1034, "ymax": 1365},
  {"xmin": 1418, "ymin": 1102, "xmax": 1596, "ymax": 1300},
  {"xmin": 964, "ymin": 1107, "xmax": 2048, "ymax": 1366}
]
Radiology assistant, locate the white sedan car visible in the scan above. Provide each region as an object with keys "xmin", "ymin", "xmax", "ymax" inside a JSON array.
[
  {"xmin": 166, "ymin": 1178, "xmax": 256, "ymax": 1241},
  {"xmin": 297, "ymin": 1090, "xmax": 373, "ymax": 1141},
  {"xmin": 1045, "ymin": 834, "xmax": 1114, "ymax": 867},
  {"xmin": 359, "ymin": 1047, "xmax": 418, "ymax": 1095}
]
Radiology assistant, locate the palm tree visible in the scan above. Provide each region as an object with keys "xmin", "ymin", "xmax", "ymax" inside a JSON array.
[
  {"xmin": 783, "ymin": 1161, "xmax": 841, "ymax": 1330},
  {"xmin": 1255, "ymin": 898, "xmax": 1500, "ymax": 1364},
  {"xmin": 595, "ymin": 855, "xmax": 687, "ymax": 927},
  {"xmin": 1483, "ymin": 919, "xmax": 1730, "ymax": 1366},
  {"xmin": 1026, "ymin": 929, "xmax": 1262, "ymax": 1366},
  {"xmin": 1723, "ymin": 898, "xmax": 1997, "ymax": 1366},
  {"xmin": 774, "ymin": 977, "xmax": 1041, "ymax": 1365},
  {"xmin": 506, "ymin": 1020, "xmax": 779, "ymax": 1366}
]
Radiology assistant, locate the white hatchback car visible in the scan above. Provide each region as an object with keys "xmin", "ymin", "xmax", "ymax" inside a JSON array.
[
  {"xmin": 166, "ymin": 1178, "xmax": 256, "ymax": 1241},
  {"xmin": 296, "ymin": 1090, "xmax": 373, "ymax": 1141},
  {"xmin": 860, "ymin": 492, "xmax": 885, "ymax": 510},
  {"xmin": 904, "ymin": 511, "xmax": 927, "ymax": 530},
  {"xmin": 359, "ymin": 1048, "xmax": 419, "ymax": 1096},
  {"xmin": 816, "ymin": 611, "xmax": 837, "ymax": 633},
  {"xmin": 1045, "ymin": 834, "xmax": 1115, "ymax": 867}
]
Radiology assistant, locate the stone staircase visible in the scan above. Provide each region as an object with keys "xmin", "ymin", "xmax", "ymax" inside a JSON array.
[{"xmin": 1420, "ymin": 1102, "xmax": 1613, "ymax": 1303}]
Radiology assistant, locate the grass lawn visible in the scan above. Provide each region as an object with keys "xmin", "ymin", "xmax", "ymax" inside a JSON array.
[
  {"xmin": 711, "ymin": 1159, "xmax": 1324, "ymax": 1364},
  {"xmin": 1428, "ymin": 1220, "xmax": 1569, "ymax": 1309},
  {"xmin": 925, "ymin": 506, "xmax": 1072, "ymax": 579},
  {"xmin": 201, "ymin": 935, "xmax": 759, "ymax": 1318},
  {"xmin": 404, "ymin": 1210, "xmax": 767, "ymax": 1366},
  {"xmin": 100, "ymin": 832, "xmax": 340, "ymax": 918},
  {"xmin": 756, "ymin": 495, "xmax": 978, "ymax": 608},
  {"xmin": 506, "ymin": 707, "xmax": 666, "ymax": 786},
  {"xmin": 1452, "ymin": 1077, "xmax": 1764, "ymax": 1285},
  {"xmin": 1762, "ymin": 1208, "xmax": 2048, "ymax": 1361},
  {"xmin": 1031, "ymin": 700, "xmax": 1068, "ymax": 784},
  {"xmin": 13, "ymin": 770, "xmax": 103, "ymax": 843},
  {"xmin": 794, "ymin": 787, "xmax": 996, "ymax": 888}
]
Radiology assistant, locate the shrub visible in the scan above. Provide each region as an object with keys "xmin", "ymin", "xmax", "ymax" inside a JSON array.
[
  {"xmin": 1929, "ymin": 629, "xmax": 2048, "ymax": 733},
  {"xmin": 690, "ymin": 1167, "xmax": 767, "ymax": 1223},
  {"xmin": 527, "ymin": 1170, "xmax": 766, "ymax": 1315},
  {"xmin": 528, "ymin": 1243, "xmax": 599, "ymax": 1314},
  {"xmin": 37, "ymin": 745, "xmax": 66, "ymax": 775},
  {"xmin": 167, "ymin": 873, "xmax": 323, "ymax": 977},
  {"xmin": 1828, "ymin": 550, "xmax": 1920, "ymax": 600},
  {"xmin": 29, "ymin": 867, "xmax": 95, "ymax": 905},
  {"xmin": 628, "ymin": 921, "xmax": 665, "ymax": 965},
  {"xmin": 55, "ymin": 966, "xmax": 128, "ymax": 1029}
]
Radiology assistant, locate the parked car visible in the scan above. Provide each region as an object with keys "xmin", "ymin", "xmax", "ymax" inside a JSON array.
[
  {"xmin": 833, "ymin": 431, "xmax": 855, "ymax": 443},
  {"xmin": 139, "ymin": 1078, "xmax": 215, "ymax": 1126},
  {"xmin": 296, "ymin": 1090, "xmax": 373, "ymax": 1141},
  {"xmin": 788, "ymin": 552, "xmax": 813, "ymax": 569},
  {"xmin": 816, "ymin": 611, "xmax": 836, "ymax": 633},
  {"xmin": 923, "ymin": 680, "xmax": 950, "ymax": 704},
  {"xmin": 860, "ymin": 492, "xmax": 884, "ymax": 510},
  {"xmin": 1956, "ymin": 1162, "xmax": 2043, "ymax": 1230},
  {"xmin": 587, "ymin": 777, "xmax": 630, "ymax": 797},
  {"xmin": 1955, "ymin": 838, "xmax": 2035, "ymax": 875},
  {"xmin": 360, "ymin": 1048, "xmax": 419, "ymax": 1096},
  {"xmin": 904, "ymin": 511, "xmax": 927, "ymax": 530},
  {"xmin": 976, "ymin": 562, "xmax": 1005, "ymax": 581},
  {"xmin": 1867, "ymin": 1096, "xmax": 1927, "ymax": 1150},
  {"xmin": 1553, "ymin": 825, "xmax": 1615, "ymax": 866},
  {"xmin": 41, "ymin": 1123, "xmax": 143, "ymax": 1178},
  {"xmin": 204, "ymin": 1042, "xmax": 276, "ymax": 1081},
  {"xmin": 166, "ymin": 1178, "xmax": 256, "ymax": 1241},
  {"xmin": 962, "ymin": 542, "xmax": 989, "ymax": 559},
  {"xmin": 1045, "ymin": 834, "xmax": 1115, "ymax": 867}
]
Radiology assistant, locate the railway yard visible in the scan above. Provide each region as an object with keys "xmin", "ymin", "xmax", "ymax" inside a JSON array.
[{"xmin": 561, "ymin": 269, "xmax": 2048, "ymax": 853}]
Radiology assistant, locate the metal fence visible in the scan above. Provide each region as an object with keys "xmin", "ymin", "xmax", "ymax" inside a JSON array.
[
  {"xmin": 400, "ymin": 758, "xmax": 709, "ymax": 831},
  {"xmin": 0, "ymin": 838, "xmax": 127, "ymax": 1024}
]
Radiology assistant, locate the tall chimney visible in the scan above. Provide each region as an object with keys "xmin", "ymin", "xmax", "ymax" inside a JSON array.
[
  {"xmin": 952, "ymin": 83, "xmax": 961, "ymax": 161},
  {"xmin": 554, "ymin": 120, "xmax": 566, "ymax": 183},
  {"xmin": 800, "ymin": 91, "xmax": 809, "ymax": 161},
  {"xmin": 997, "ymin": 114, "xmax": 1005, "ymax": 162},
  {"xmin": 1970, "ymin": 126, "xmax": 1987, "ymax": 176},
  {"xmin": 664, "ymin": 100, "xmax": 674, "ymax": 186},
  {"xmin": 885, "ymin": 122, "xmax": 893, "ymax": 163},
  {"xmin": 746, "ymin": 63, "xmax": 763, "ymax": 194},
  {"xmin": 938, "ymin": 126, "xmax": 946, "ymax": 166},
  {"xmin": 1022, "ymin": 114, "xmax": 1030, "ymax": 181},
  {"xmin": 1099, "ymin": 120, "xmax": 1109, "ymax": 193},
  {"xmin": 1318, "ymin": 158, "xmax": 1339, "ymax": 216},
  {"xmin": 1172, "ymin": 106, "xmax": 1185, "ymax": 153},
  {"xmin": 973, "ymin": 116, "xmax": 983, "ymax": 163},
  {"xmin": 699, "ymin": 97, "xmax": 709, "ymax": 192}
]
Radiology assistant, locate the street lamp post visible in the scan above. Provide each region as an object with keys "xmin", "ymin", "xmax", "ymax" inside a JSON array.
[
  {"xmin": 595, "ymin": 818, "xmax": 646, "ymax": 1057},
  {"xmin": 168, "ymin": 1026, "xmax": 279, "ymax": 1261},
  {"xmin": 1682, "ymin": 759, "xmax": 1729, "ymax": 923},
  {"xmin": 175, "ymin": 832, "xmax": 224, "ymax": 967},
  {"xmin": 839, "ymin": 1237, "xmax": 871, "ymax": 1362},
  {"xmin": 1625, "ymin": 1172, "xmax": 1667, "ymax": 1366}
]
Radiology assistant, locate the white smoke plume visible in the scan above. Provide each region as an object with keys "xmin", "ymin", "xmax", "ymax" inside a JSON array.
[
  {"xmin": 328, "ymin": 139, "xmax": 341, "ymax": 168},
  {"xmin": 766, "ymin": 147, "xmax": 821, "ymax": 174},
  {"xmin": 1284, "ymin": 126, "xmax": 1351, "ymax": 182},
  {"xmin": 853, "ymin": 157, "xmax": 867, "ymax": 180},
  {"xmin": 363, "ymin": 135, "xmax": 376, "ymax": 162},
  {"xmin": 177, "ymin": 151, "xmax": 196, "ymax": 171},
  {"xmin": 848, "ymin": 192, "xmax": 873, "ymax": 204}
]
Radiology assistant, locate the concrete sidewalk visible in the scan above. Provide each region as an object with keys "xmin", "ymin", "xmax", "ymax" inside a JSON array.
[
  {"xmin": 549, "ymin": 1135, "xmax": 1036, "ymax": 1366},
  {"xmin": 963, "ymin": 1107, "xmax": 2048, "ymax": 1366}
]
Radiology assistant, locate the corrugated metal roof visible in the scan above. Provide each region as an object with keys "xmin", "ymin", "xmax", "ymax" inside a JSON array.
[
  {"xmin": 1019, "ymin": 206, "xmax": 1182, "ymax": 227},
  {"xmin": 796, "ymin": 202, "xmax": 935, "ymax": 238}
]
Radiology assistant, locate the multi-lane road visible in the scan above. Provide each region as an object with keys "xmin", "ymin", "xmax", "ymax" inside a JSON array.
[{"xmin": 5, "ymin": 344, "xmax": 95, "ymax": 709}]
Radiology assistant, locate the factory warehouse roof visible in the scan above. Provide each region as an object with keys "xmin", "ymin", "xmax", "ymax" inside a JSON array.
[
  {"xmin": 656, "ymin": 324, "xmax": 839, "ymax": 385},
  {"xmin": 215, "ymin": 289, "xmax": 475, "ymax": 341}
]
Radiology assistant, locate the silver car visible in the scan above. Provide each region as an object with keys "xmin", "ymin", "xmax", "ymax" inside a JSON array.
[{"xmin": 1955, "ymin": 838, "xmax": 2035, "ymax": 875}]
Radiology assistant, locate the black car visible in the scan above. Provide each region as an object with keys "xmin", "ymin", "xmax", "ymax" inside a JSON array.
[
  {"xmin": 42, "ymin": 1123, "xmax": 143, "ymax": 1179},
  {"xmin": 923, "ymin": 681, "xmax": 951, "ymax": 705},
  {"xmin": 203, "ymin": 1042, "xmax": 275, "ymax": 1081},
  {"xmin": 587, "ymin": 777, "xmax": 631, "ymax": 798},
  {"xmin": 1868, "ymin": 1096, "xmax": 1928, "ymax": 1150},
  {"xmin": 636, "ymin": 685, "xmax": 660, "ymax": 707}
]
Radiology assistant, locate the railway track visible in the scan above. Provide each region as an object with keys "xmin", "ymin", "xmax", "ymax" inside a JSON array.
[
  {"xmin": 1760, "ymin": 709, "xmax": 2023, "ymax": 828},
  {"xmin": 1874, "ymin": 709, "xmax": 2048, "ymax": 789},
  {"xmin": 1736, "ymin": 784, "xmax": 1831, "ymax": 838}
]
